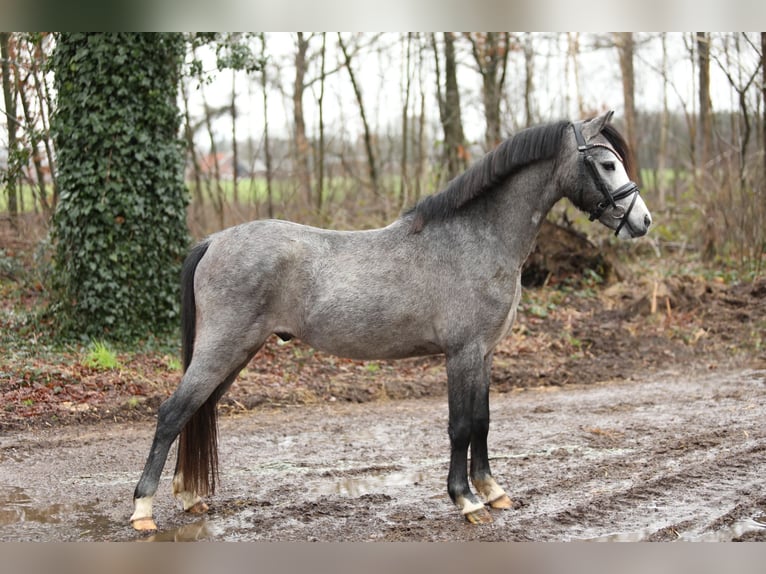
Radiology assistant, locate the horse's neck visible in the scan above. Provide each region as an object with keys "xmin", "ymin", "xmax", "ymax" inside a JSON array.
[
  {"xmin": 492, "ymin": 160, "xmax": 561, "ymax": 223},
  {"xmin": 486, "ymin": 166, "xmax": 561, "ymax": 263}
]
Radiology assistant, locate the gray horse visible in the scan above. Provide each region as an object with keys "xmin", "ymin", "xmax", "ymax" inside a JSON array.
[{"xmin": 131, "ymin": 110, "xmax": 651, "ymax": 530}]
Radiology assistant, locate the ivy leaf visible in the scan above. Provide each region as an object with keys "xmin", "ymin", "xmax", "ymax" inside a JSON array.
[{"xmin": 50, "ymin": 33, "xmax": 190, "ymax": 343}]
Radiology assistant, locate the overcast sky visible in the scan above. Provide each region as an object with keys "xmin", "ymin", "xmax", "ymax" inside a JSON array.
[{"xmin": 186, "ymin": 32, "xmax": 759, "ymax": 147}]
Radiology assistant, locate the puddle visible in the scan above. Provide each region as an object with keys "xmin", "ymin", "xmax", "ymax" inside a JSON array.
[
  {"xmin": 143, "ymin": 519, "xmax": 219, "ymax": 542},
  {"xmin": 584, "ymin": 527, "xmax": 657, "ymax": 542},
  {"xmin": 309, "ymin": 469, "xmax": 430, "ymax": 498},
  {"xmin": 584, "ymin": 516, "xmax": 766, "ymax": 542},
  {"xmin": 0, "ymin": 485, "xmax": 117, "ymax": 540},
  {"xmin": 0, "ymin": 486, "xmax": 71, "ymax": 527},
  {"xmin": 678, "ymin": 517, "xmax": 766, "ymax": 542}
]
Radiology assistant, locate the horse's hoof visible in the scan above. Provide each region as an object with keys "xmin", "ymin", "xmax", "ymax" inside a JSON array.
[
  {"xmin": 186, "ymin": 500, "xmax": 209, "ymax": 515},
  {"xmin": 489, "ymin": 494, "xmax": 513, "ymax": 509},
  {"xmin": 131, "ymin": 517, "xmax": 158, "ymax": 531},
  {"xmin": 464, "ymin": 506, "xmax": 493, "ymax": 524}
]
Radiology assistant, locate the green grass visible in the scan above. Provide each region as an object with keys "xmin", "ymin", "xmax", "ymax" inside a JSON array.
[
  {"xmin": 0, "ymin": 184, "xmax": 54, "ymax": 213},
  {"xmin": 82, "ymin": 339, "xmax": 121, "ymax": 371},
  {"xmin": 1, "ymin": 175, "xmax": 415, "ymax": 216},
  {"xmin": 164, "ymin": 355, "xmax": 182, "ymax": 372}
]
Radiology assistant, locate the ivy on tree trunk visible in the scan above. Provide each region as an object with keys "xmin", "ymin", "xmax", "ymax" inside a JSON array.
[{"xmin": 50, "ymin": 33, "xmax": 189, "ymax": 342}]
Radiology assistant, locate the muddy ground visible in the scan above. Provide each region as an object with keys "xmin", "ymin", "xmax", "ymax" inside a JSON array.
[
  {"xmin": 2, "ymin": 233, "xmax": 766, "ymax": 541},
  {"xmin": 1, "ymin": 366, "xmax": 766, "ymax": 542}
]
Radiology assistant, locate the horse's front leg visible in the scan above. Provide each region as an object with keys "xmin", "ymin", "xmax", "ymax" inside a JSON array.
[
  {"xmin": 469, "ymin": 353, "xmax": 513, "ymax": 511},
  {"xmin": 446, "ymin": 347, "xmax": 493, "ymax": 524}
]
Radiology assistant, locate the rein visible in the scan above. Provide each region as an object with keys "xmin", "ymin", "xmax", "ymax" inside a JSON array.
[{"xmin": 572, "ymin": 123, "xmax": 640, "ymax": 236}]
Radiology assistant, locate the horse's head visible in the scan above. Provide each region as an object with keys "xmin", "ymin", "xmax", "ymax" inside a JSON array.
[{"xmin": 566, "ymin": 111, "xmax": 651, "ymax": 239}]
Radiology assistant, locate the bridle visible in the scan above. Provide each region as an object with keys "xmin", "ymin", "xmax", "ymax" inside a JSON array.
[{"xmin": 572, "ymin": 123, "xmax": 640, "ymax": 237}]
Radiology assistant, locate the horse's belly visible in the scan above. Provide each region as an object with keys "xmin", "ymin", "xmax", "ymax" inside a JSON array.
[{"xmin": 301, "ymin": 330, "xmax": 442, "ymax": 361}]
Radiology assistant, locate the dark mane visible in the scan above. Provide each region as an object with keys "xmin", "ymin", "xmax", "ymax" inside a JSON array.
[
  {"xmin": 408, "ymin": 120, "xmax": 570, "ymax": 233},
  {"xmin": 601, "ymin": 123, "xmax": 635, "ymax": 180}
]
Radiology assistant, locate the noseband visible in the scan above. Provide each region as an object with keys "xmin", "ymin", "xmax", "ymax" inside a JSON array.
[{"xmin": 572, "ymin": 123, "xmax": 640, "ymax": 236}]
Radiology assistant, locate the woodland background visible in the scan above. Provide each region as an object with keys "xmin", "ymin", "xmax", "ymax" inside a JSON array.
[
  {"xmin": 0, "ymin": 32, "xmax": 764, "ymax": 427},
  {"xmin": 2, "ymin": 33, "xmax": 764, "ymax": 255}
]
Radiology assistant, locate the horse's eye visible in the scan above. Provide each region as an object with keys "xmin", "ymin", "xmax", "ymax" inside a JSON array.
[{"xmin": 603, "ymin": 161, "xmax": 616, "ymax": 171}]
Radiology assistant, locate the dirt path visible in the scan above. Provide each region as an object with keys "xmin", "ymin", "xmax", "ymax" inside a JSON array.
[{"xmin": 1, "ymin": 366, "xmax": 765, "ymax": 542}]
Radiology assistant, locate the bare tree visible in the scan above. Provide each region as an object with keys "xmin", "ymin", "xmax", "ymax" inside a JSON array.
[
  {"xmin": 191, "ymin": 44, "xmax": 226, "ymax": 230},
  {"xmin": 414, "ymin": 36, "xmax": 428, "ymax": 204},
  {"xmin": 399, "ymin": 33, "xmax": 414, "ymax": 209},
  {"xmin": 259, "ymin": 34, "xmax": 275, "ymax": 219},
  {"xmin": 761, "ymin": 32, "xmax": 766, "ymax": 182},
  {"xmin": 432, "ymin": 33, "xmax": 467, "ymax": 181},
  {"xmin": 27, "ymin": 35, "xmax": 57, "ymax": 203},
  {"xmin": 1, "ymin": 32, "xmax": 19, "ymax": 227},
  {"xmin": 711, "ymin": 33, "xmax": 763, "ymax": 185},
  {"xmin": 637, "ymin": 33, "xmax": 698, "ymax": 203},
  {"xmin": 697, "ymin": 32, "xmax": 713, "ymax": 169},
  {"xmin": 657, "ymin": 33, "xmax": 671, "ymax": 208},
  {"xmin": 293, "ymin": 32, "xmax": 313, "ymax": 210},
  {"xmin": 9, "ymin": 33, "xmax": 58, "ymax": 213},
  {"xmin": 338, "ymin": 33, "xmax": 381, "ymax": 209},
  {"xmin": 180, "ymin": 77, "xmax": 204, "ymax": 226},
  {"xmin": 230, "ymin": 69, "xmax": 239, "ymax": 205},
  {"xmin": 567, "ymin": 33, "xmax": 585, "ymax": 117},
  {"xmin": 523, "ymin": 33, "xmax": 535, "ymax": 127},
  {"xmin": 316, "ymin": 33, "xmax": 327, "ymax": 216},
  {"xmin": 15, "ymin": 60, "xmax": 50, "ymax": 215},
  {"xmin": 614, "ymin": 32, "xmax": 640, "ymax": 183},
  {"xmin": 680, "ymin": 33, "xmax": 699, "ymax": 176},
  {"xmin": 467, "ymin": 32, "xmax": 510, "ymax": 150}
]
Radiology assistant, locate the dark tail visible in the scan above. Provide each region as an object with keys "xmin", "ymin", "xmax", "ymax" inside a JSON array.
[{"xmin": 175, "ymin": 241, "xmax": 219, "ymax": 497}]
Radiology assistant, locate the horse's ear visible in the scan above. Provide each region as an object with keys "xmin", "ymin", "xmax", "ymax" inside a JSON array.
[{"xmin": 581, "ymin": 110, "xmax": 615, "ymax": 140}]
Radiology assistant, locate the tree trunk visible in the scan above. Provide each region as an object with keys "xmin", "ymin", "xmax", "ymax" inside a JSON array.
[
  {"xmin": 316, "ymin": 33, "xmax": 327, "ymax": 215},
  {"xmin": 523, "ymin": 33, "xmax": 535, "ymax": 127},
  {"xmin": 697, "ymin": 32, "xmax": 713, "ymax": 169},
  {"xmin": 1, "ymin": 32, "xmax": 19, "ymax": 228},
  {"xmin": 230, "ymin": 69, "xmax": 239, "ymax": 206},
  {"xmin": 432, "ymin": 33, "xmax": 467, "ymax": 181},
  {"xmin": 444, "ymin": 32, "xmax": 467, "ymax": 177},
  {"xmin": 657, "ymin": 32, "xmax": 670, "ymax": 209},
  {"xmin": 180, "ymin": 78, "xmax": 203, "ymax": 225},
  {"xmin": 416, "ymin": 87, "xmax": 426, "ymax": 202},
  {"xmin": 293, "ymin": 32, "xmax": 312, "ymax": 210},
  {"xmin": 684, "ymin": 33, "xmax": 698, "ymax": 176},
  {"xmin": 712, "ymin": 33, "xmax": 761, "ymax": 188},
  {"xmin": 201, "ymin": 100, "xmax": 224, "ymax": 229},
  {"xmin": 468, "ymin": 32, "xmax": 510, "ymax": 150},
  {"xmin": 338, "ymin": 33, "xmax": 381, "ymax": 209},
  {"xmin": 761, "ymin": 32, "xmax": 766, "ymax": 183},
  {"xmin": 415, "ymin": 37, "xmax": 427, "ymax": 203},
  {"xmin": 260, "ymin": 34, "xmax": 274, "ymax": 219},
  {"xmin": 568, "ymin": 33, "xmax": 585, "ymax": 117},
  {"xmin": 50, "ymin": 33, "xmax": 189, "ymax": 341},
  {"xmin": 615, "ymin": 32, "xmax": 640, "ymax": 184},
  {"xmin": 400, "ymin": 33, "xmax": 413, "ymax": 209},
  {"xmin": 189, "ymin": 45, "xmax": 225, "ymax": 230},
  {"xmin": 16, "ymin": 67, "xmax": 51, "ymax": 215},
  {"xmin": 695, "ymin": 32, "xmax": 716, "ymax": 260},
  {"xmin": 27, "ymin": 34, "xmax": 58, "ymax": 205}
]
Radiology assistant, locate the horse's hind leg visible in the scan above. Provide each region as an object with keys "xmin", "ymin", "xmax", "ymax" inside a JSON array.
[
  {"xmin": 170, "ymin": 367, "xmax": 239, "ymax": 516},
  {"xmin": 469, "ymin": 353, "xmax": 512, "ymax": 510},
  {"xmin": 131, "ymin": 330, "xmax": 265, "ymax": 531},
  {"xmin": 131, "ymin": 376, "xmax": 212, "ymax": 530}
]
